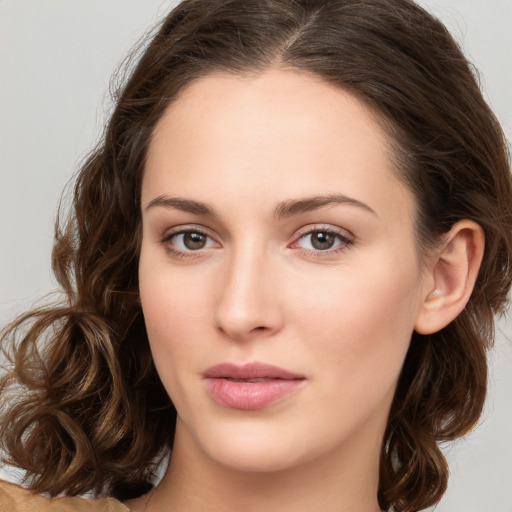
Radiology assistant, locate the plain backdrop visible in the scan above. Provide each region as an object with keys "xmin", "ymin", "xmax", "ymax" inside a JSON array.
[{"xmin": 0, "ymin": 1, "xmax": 511, "ymax": 511}]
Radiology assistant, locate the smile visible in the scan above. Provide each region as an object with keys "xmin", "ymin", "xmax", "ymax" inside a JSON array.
[{"xmin": 203, "ymin": 362, "xmax": 306, "ymax": 410}]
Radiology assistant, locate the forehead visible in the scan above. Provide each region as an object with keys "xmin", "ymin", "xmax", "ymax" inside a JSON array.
[{"xmin": 143, "ymin": 68, "xmax": 414, "ymax": 221}]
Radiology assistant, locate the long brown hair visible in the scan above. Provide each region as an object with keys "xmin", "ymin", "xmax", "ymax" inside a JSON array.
[{"xmin": 1, "ymin": 1, "xmax": 511, "ymax": 511}]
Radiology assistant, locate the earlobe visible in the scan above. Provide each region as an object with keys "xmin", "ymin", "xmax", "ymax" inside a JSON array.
[{"xmin": 415, "ymin": 220, "xmax": 485, "ymax": 335}]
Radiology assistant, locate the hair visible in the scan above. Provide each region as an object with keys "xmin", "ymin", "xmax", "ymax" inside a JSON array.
[{"xmin": 1, "ymin": 0, "xmax": 511, "ymax": 510}]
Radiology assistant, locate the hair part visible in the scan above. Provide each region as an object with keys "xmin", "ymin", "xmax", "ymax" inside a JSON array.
[{"xmin": 1, "ymin": 1, "xmax": 511, "ymax": 510}]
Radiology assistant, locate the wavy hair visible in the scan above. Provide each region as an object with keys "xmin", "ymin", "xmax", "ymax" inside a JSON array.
[{"xmin": 1, "ymin": 1, "xmax": 511, "ymax": 510}]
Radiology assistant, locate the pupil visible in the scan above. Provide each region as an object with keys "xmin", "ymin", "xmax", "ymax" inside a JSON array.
[
  {"xmin": 312, "ymin": 231, "xmax": 334, "ymax": 250},
  {"xmin": 184, "ymin": 232, "xmax": 206, "ymax": 250}
]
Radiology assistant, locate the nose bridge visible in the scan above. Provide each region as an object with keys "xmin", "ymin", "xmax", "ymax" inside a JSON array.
[{"xmin": 213, "ymin": 238, "xmax": 282, "ymax": 340}]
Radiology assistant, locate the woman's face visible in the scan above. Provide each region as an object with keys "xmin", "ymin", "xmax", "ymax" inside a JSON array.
[{"xmin": 139, "ymin": 68, "xmax": 430, "ymax": 474}]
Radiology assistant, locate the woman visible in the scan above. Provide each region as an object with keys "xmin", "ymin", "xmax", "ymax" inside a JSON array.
[{"xmin": 1, "ymin": 0, "xmax": 511, "ymax": 511}]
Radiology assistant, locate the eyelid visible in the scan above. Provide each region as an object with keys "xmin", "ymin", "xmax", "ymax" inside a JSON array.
[
  {"xmin": 162, "ymin": 224, "xmax": 219, "ymax": 241},
  {"xmin": 292, "ymin": 224, "xmax": 354, "ymax": 242},
  {"xmin": 159, "ymin": 223, "xmax": 354, "ymax": 259},
  {"xmin": 289, "ymin": 224, "xmax": 355, "ymax": 254},
  {"xmin": 160, "ymin": 224, "xmax": 222, "ymax": 257}
]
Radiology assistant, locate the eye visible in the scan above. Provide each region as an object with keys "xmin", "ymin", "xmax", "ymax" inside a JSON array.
[
  {"xmin": 174, "ymin": 231, "xmax": 210, "ymax": 250},
  {"xmin": 303, "ymin": 231, "xmax": 338, "ymax": 250},
  {"xmin": 292, "ymin": 228, "xmax": 353, "ymax": 254},
  {"xmin": 162, "ymin": 227, "xmax": 219, "ymax": 255}
]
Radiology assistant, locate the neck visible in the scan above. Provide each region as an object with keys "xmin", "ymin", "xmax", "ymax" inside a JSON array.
[{"xmin": 137, "ymin": 419, "xmax": 384, "ymax": 512}]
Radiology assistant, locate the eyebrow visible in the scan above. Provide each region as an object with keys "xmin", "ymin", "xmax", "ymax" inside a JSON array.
[
  {"xmin": 273, "ymin": 194, "xmax": 377, "ymax": 218},
  {"xmin": 145, "ymin": 195, "xmax": 217, "ymax": 216},
  {"xmin": 145, "ymin": 193, "xmax": 376, "ymax": 217}
]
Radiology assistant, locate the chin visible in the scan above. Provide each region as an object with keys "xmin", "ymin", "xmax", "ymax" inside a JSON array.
[
  {"xmin": 182, "ymin": 412, "xmax": 352, "ymax": 476},
  {"xmin": 205, "ymin": 439, "xmax": 308, "ymax": 474}
]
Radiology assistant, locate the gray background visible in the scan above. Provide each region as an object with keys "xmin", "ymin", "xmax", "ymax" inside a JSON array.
[{"xmin": 0, "ymin": 1, "xmax": 511, "ymax": 510}]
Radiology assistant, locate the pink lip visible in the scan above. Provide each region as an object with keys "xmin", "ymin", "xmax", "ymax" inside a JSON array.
[{"xmin": 203, "ymin": 362, "xmax": 306, "ymax": 410}]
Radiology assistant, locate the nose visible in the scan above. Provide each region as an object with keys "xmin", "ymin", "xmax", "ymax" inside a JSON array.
[{"xmin": 212, "ymin": 244, "xmax": 284, "ymax": 342}]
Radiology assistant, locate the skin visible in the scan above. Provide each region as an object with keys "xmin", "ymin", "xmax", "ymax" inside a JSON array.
[{"xmin": 130, "ymin": 68, "xmax": 484, "ymax": 512}]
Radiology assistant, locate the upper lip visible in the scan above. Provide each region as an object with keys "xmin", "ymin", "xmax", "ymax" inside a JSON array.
[{"xmin": 203, "ymin": 362, "xmax": 305, "ymax": 380}]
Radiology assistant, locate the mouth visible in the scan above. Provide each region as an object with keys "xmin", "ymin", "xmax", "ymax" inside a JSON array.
[
  {"xmin": 203, "ymin": 362, "xmax": 306, "ymax": 410},
  {"xmin": 224, "ymin": 378, "xmax": 276, "ymax": 383}
]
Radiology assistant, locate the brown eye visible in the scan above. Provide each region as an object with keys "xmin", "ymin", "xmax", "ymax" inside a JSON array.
[
  {"xmin": 182, "ymin": 232, "xmax": 207, "ymax": 250},
  {"xmin": 310, "ymin": 231, "xmax": 336, "ymax": 250},
  {"xmin": 162, "ymin": 228, "xmax": 220, "ymax": 258},
  {"xmin": 166, "ymin": 230, "xmax": 215, "ymax": 252},
  {"xmin": 293, "ymin": 228, "xmax": 353, "ymax": 254}
]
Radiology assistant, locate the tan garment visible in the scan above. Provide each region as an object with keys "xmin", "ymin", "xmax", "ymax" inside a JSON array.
[{"xmin": 0, "ymin": 480, "xmax": 130, "ymax": 512}]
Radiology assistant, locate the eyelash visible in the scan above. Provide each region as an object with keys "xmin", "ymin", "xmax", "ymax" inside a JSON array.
[
  {"xmin": 160, "ymin": 226, "xmax": 354, "ymax": 260},
  {"xmin": 291, "ymin": 227, "xmax": 354, "ymax": 257},
  {"xmin": 160, "ymin": 226, "xmax": 215, "ymax": 260}
]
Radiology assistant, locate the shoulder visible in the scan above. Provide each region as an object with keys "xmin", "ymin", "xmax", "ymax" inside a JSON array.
[{"xmin": 0, "ymin": 480, "xmax": 130, "ymax": 512}]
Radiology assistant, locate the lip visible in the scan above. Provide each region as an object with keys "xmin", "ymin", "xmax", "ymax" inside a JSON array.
[{"xmin": 203, "ymin": 362, "xmax": 306, "ymax": 410}]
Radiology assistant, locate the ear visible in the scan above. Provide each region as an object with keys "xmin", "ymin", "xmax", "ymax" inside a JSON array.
[{"xmin": 415, "ymin": 220, "xmax": 485, "ymax": 335}]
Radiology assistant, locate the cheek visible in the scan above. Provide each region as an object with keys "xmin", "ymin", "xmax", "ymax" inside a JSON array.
[
  {"xmin": 141, "ymin": 278, "xmax": 205, "ymax": 337},
  {"xmin": 139, "ymin": 270, "xmax": 212, "ymax": 420},
  {"xmin": 138, "ymin": 250, "xmax": 211, "ymax": 379},
  {"xmin": 292, "ymin": 254, "xmax": 422, "ymax": 392}
]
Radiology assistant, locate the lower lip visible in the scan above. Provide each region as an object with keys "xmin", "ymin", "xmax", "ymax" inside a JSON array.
[{"xmin": 205, "ymin": 378, "xmax": 305, "ymax": 410}]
